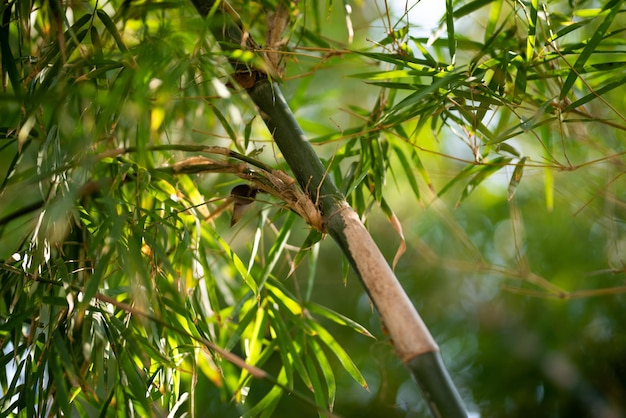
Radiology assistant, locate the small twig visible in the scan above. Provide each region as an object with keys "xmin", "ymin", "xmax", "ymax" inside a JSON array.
[{"xmin": 162, "ymin": 155, "xmax": 325, "ymax": 232}]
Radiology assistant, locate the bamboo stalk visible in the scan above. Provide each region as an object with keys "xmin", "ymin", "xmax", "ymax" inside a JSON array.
[{"xmin": 188, "ymin": 1, "xmax": 468, "ymax": 415}]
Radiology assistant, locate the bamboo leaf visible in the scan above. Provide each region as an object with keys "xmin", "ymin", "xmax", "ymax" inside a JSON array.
[
  {"xmin": 257, "ymin": 211, "xmax": 296, "ymax": 287},
  {"xmin": 507, "ymin": 157, "xmax": 527, "ymax": 200},
  {"xmin": 392, "ymin": 143, "xmax": 420, "ymax": 202},
  {"xmin": 97, "ymin": 9, "xmax": 132, "ymax": 57},
  {"xmin": 307, "ymin": 319, "xmax": 368, "ymax": 389},
  {"xmin": 289, "ymin": 229, "xmax": 323, "ymax": 279},
  {"xmin": 306, "ymin": 302, "xmax": 374, "ymax": 338},
  {"xmin": 563, "ymin": 73, "xmax": 626, "ymax": 111},
  {"xmin": 456, "ymin": 157, "xmax": 511, "ymax": 207},
  {"xmin": 241, "ymin": 367, "xmax": 285, "ymax": 418},
  {"xmin": 305, "ymin": 352, "xmax": 328, "ymax": 417},
  {"xmin": 267, "ymin": 306, "xmax": 311, "ymax": 390},
  {"xmin": 451, "ymin": 0, "xmax": 495, "ymax": 18},
  {"xmin": 445, "ymin": 0, "xmax": 456, "ymax": 62},
  {"xmin": 0, "ymin": 3, "xmax": 22, "ymax": 98},
  {"xmin": 212, "ymin": 229, "xmax": 258, "ymax": 295},
  {"xmin": 560, "ymin": 0, "xmax": 624, "ymax": 99},
  {"xmin": 526, "ymin": 0, "xmax": 538, "ymax": 61},
  {"xmin": 308, "ymin": 338, "xmax": 336, "ymax": 411}
]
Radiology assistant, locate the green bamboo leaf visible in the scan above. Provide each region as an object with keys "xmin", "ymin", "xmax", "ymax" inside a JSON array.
[
  {"xmin": 495, "ymin": 142, "xmax": 521, "ymax": 158},
  {"xmin": 267, "ymin": 306, "xmax": 312, "ymax": 390},
  {"xmin": 341, "ymin": 253, "xmax": 350, "ymax": 287},
  {"xmin": 451, "ymin": 0, "xmax": 495, "ymax": 18},
  {"xmin": 308, "ymin": 338, "xmax": 336, "ymax": 411},
  {"xmin": 79, "ymin": 229, "xmax": 118, "ymax": 310},
  {"xmin": 212, "ymin": 229, "xmax": 258, "ymax": 294},
  {"xmin": 0, "ymin": 3, "xmax": 22, "ymax": 98},
  {"xmin": 299, "ymin": 27, "xmax": 330, "ymax": 48},
  {"xmin": 526, "ymin": 0, "xmax": 538, "ymax": 61},
  {"xmin": 96, "ymin": 9, "xmax": 132, "ymax": 57},
  {"xmin": 224, "ymin": 295, "xmax": 257, "ymax": 351},
  {"xmin": 437, "ymin": 162, "xmax": 480, "ymax": 199},
  {"xmin": 353, "ymin": 50, "xmax": 438, "ymax": 70},
  {"xmin": 248, "ymin": 209, "xmax": 266, "ymax": 275},
  {"xmin": 305, "ymin": 356, "xmax": 327, "ymax": 417},
  {"xmin": 257, "ymin": 211, "xmax": 296, "ymax": 287},
  {"xmin": 484, "ymin": 0, "xmax": 503, "ymax": 43},
  {"xmin": 119, "ymin": 351, "xmax": 149, "ymax": 402},
  {"xmin": 211, "ymin": 106, "xmax": 239, "ymax": 146},
  {"xmin": 244, "ymin": 305, "xmax": 268, "ymax": 367},
  {"xmin": 457, "ymin": 157, "xmax": 511, "ymax": 207},
  {"xmin": 242, "ymin": 369, "xmax": 284, "ymax": 418},
  {"xmin": 266, "ymin": 282, "xmax": 303, "ymax": 316},
  {"xmin": 387, "ymin": 70, "xmax": 463, "ymax": 117},
  {"xmin": 548, "ymin": 18, "xmax": 591, "ymax": 43},
  {"xmin": 307, "ymin": 319, "xmax": 368, "ymax": 389},
  {"xmin": 290, "ymin": 229, "xmax": 323, "ymax": 281},
  {"xmin": 563, "ymin": 73, "xmax": 626, "ymax": 111},
  {"xmin": 412, "ymin": 39, "xmax": 438, "ymax": 68},
  {"xmin": 306, "ymin": 302, "xmax": 374, "ymax": 338},
  {"xmin": 351, "ymin": 68, "xmax": 439, "ymax": 80},
  {"xmin": 23, "ymin": 361, "xmax": 36, "ymax": 415},
  {"xmin": 266, "ymin": 310, "xmax": 296, "ymax": 390},
  {"xmin": 445, "ymin": 0, "xmax": 456, "ymax": 61},
  {"xmin": 51, "ymin": 332, "xmax": 72, "ymax": 416},
  {"xmin": 380, "ymin": 197, "xmax": 407, "ymax": 270},
  {"xmin": 560, "ymin": 0, "xmax": 624, "ymax": 100},
  {"xmin": 3, "ymin": 357, "xmax": 26, "ymax": 410},
  {"xmin": 513, "ymin": 62, "xmax": 527, "ymax": 103},
  {"xmin": 369, "ymin": 136, "xmax": 386, "ymax": 203},
  {"xmin": 507, "ymin": 157, "xmax": 527, "ymax": 200},
  {"xmin": 244, "ymin": 116, "xmax": 254, "ymax": 150},
  {"xmin": 392, "ymin": 143, "xmax": 420, "ymax": 202}
]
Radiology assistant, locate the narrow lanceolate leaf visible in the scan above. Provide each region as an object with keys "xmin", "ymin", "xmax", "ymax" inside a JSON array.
[
  {"xmin": 96, "ymin": 9, "xmax": 135, "ymax": 64},
  {"xmin": 267, "ymin": 307, "xmax": 311, "ymax": 390},
  {"xmin": 306, "ymin": 302, "xmax": 374, "ymax": 338},
  {"xmin": 451, "ymin": 0, "xmax": 495, "ymax": 19},
  {"xmin": 213, "ymin": 229, "xmax": 258, "ymax": 294},
  {"xmin": 257, "ymin": 211, "xmax": 296, "ymax": 287},
  {"xmin": 445, "ymin": 0, "xmax": 456, "ymax": 62},
  {"xmin": 526, "ymin": 0, "xmax": 538, "ymax": 62},
  {"xmin": 241, "ymin": 368, "xmax": 285, "ymax": 418},
  {"xmin": 484, "ymin": 0, "xmax": 503, "ymax": 43},
  {"xmin": 289, "ymin": 229, "xmax": 323, "ymax": 278},
  {"xmin": 507, "ymin": 157, "xmax": 527, "ymax": 200},
  {"xmin": 305, "ymin": 352, "xmax": 328, "ymax": 417},
  {"xmin": 563, "ymin": 73, "xmax": 626, "ymax": 111},
  {"xmin": 266, "ymin": 309, "xmax": 296, "ymax": 390},
  {"xmin": 560, "ymin": 0, "xmax": 625, "ymax": 100},
  {"xmin": 393, "ymin": 143, "xmax": 421, "ymax": 203},
  {"xmin": 211, "ymin": 105, "xmax": 238, "ymax": 144},
  {"xmin": 457, "ymin": 157, "xmax": 511, "ymax": 207},
  {"xmin": 308, "ymin": 338, "xmax": 336, "ymax": 411},
  {"xmin": 307, "ymin": 319, "xmax": 368, "ymax": 389},
  {"xmin": 0, "ymin": 3, "xmax": 22, "ymax": 97}
]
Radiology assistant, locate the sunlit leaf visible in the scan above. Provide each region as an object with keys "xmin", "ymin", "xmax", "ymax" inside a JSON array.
[
  {"xmin": 307, "ymin": 320, "xmax": 368, "ymax": 389},
  {"xmin": 560, "ymin": 0, "xmax": 624, "ymax": 100},
  {"xmin": 306, "ymin": 302, "xmax": 374, "ymax": 338}
]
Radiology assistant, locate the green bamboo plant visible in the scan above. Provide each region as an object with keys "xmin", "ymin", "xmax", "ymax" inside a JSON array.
[
  {"xmin": 186, "ymin": 0, "xmax": 466, "ymax": 416},
  {"xmin": 1, "ymin": 0, "xmax": 625, "ymax": 416}
]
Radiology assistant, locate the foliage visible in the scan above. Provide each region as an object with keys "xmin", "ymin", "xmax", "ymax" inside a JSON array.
[{"xmin": 1, "ymin": 0, "xmax": 625, "ymax": 416}]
